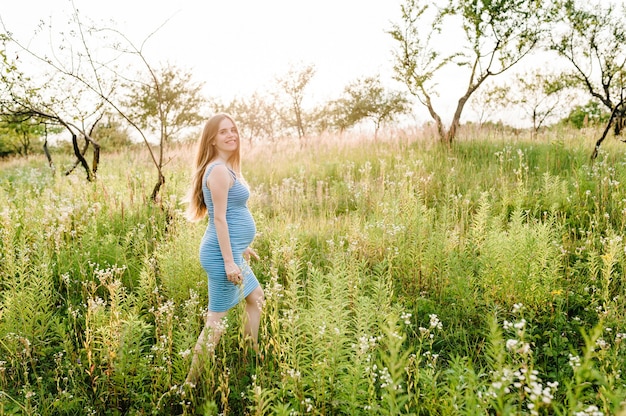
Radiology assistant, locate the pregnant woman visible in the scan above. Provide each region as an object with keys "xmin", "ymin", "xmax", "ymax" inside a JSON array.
[{"xmin": 184, "ymin": 113, "xmax": 265, "ymax": 385}]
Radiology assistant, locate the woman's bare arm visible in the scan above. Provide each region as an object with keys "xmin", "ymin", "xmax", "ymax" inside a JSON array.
[{"xmin": 208, "ymin": 164, "xmax": 242, "ymax": 285}]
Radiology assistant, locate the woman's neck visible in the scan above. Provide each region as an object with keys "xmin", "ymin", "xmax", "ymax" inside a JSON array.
[{"xmin": 211, "ymin": 156, "xmax": 230, "ymax": 165}]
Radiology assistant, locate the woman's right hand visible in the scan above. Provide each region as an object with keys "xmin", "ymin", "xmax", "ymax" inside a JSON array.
[{"xmin": 225, "ymin": 261, "xmax": 243, "ymax": 286}]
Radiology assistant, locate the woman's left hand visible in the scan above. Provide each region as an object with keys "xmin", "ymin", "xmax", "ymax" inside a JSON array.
[{"xmin": 243, "ymin": 247, "xmax": 259, "ymax": 262}]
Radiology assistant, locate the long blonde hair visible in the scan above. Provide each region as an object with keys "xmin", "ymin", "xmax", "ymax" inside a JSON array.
[{"xmin": 185, "ymin": 113, "xmax": 241, "ymax": 221}]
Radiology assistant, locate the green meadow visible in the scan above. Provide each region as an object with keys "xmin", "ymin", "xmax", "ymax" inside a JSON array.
[{"xmin": 1, "ymin": 127, "xmax": 625, "ymax": 415}]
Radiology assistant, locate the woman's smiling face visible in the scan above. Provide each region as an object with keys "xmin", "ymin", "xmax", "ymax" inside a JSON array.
[{"xmin": 213, "ymin": 117, "xmax": 239, "ymax": 154}]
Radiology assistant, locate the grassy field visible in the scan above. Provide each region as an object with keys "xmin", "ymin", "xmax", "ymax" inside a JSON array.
[{"xmin": 0, "ymin": 126, "xmax": 625, "ymax": 415}]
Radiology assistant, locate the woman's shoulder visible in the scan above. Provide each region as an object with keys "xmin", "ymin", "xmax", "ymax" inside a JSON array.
[
  {"xmin": 206, "ymin": 161, "xmax": 224, "ymax": 172},
  {"xmin": 205, "ymin": 161, "xmax": 229, "ymax": 177},
  {"xmin": 206, "ymin": 162, "xmax": 236, "ymax": 187},
  {"xmin": 207, "ymin": 162, "xmax": 237, "ymax": 175}
]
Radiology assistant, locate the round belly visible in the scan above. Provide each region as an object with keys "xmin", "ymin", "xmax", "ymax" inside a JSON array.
[{"xmin": 227, "ymin": 208, "xmax": 256, "ymax": 250}]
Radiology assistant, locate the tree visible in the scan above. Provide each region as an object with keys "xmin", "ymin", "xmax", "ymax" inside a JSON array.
[
  {"xmin": 0, "ymin": 113, "xmax": 47, "ymax": 156},
  {"xmin": 276, "ymin": 63, "xmax": 316, "ymax": 141},
  {"xmin": 124, "ymin": 64, "xmax": 206, "ymax": 143},
  {"xmin": 467, "ymin": 82, "xmax": 509, "ymax": 126},
  {"xmin": 389, "ymin": 0, "xmax": 545, "ymax": 145},
  {"xmin": 0, "ymin": 29, "xmax": 106, "ymax": 179},
  {"xmin": 561, "ymin": 100, "xmax": 610, "ymax": 129},
  {"xmin": 550, "ymin": 0, "xmax": 626, "ymax": 158},
  {"xmin": 471, "ymin": 70, "xmax": 578, "ymax": 137},
  {"xmin": 327, "ymin": 76, "xmax": 410, "ymax": 138},
  {"xmin": 213, "ymin": 91, "xmax": 280, "ymax": 144},
  {"xmin": 1, "ymin": 7, "xmax": 202, "ymax": 200},
  {"xmin": 91, "ymin": 113, "xmax": 133, "ymax": 151},
  {"xmin": 514, "ymin": 70, "xmax": 578, "ymax": 135},
  {"xmin": 93, "ymin": 26, "xmax": 206, "ymax": 199}
]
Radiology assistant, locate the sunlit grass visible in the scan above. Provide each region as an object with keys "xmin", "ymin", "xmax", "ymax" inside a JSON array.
[{"xmin": 1, "ymin": 125, "xmax": 625, "ymax": 415}]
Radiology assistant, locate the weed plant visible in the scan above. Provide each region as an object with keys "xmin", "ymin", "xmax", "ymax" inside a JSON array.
[{"xmin": 0, "ymin": 127, "xmax": 625, "ymax": 415}]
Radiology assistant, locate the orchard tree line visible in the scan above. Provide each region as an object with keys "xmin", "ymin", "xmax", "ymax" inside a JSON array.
[
  {"xmin": 1, "ymin": 0, "xmax": 625, "ymax": 199},
  {"xmin": 389, "ymin": 0, "xmax": 625, "ymax": 151}
]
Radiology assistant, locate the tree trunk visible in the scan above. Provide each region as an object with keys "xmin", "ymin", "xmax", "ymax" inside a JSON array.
[
  {"xmin": 423, "ymin": 94, "xmax": 446, "ymax": 144},
  {"xmin": 65, "ymin": 134, "xmax": 90, "ymax": 176},
  {"xmin": 70, "ymin": 133, "xmax": 92, "ymax": 181},
  {"xmin": 444, "ymin": 123, "xmax": 456, "ymax": 147},
  {"xmin": 86, "ymin": 120, "xmax": 102, "ymax": 176},
  {"xmin": 43, "ymin": 139, "xmax": 55, "ymax": 172},
  {"xmin": 591, "ymin": 109, "xmax": 617, "ymax": 160},
  {"xmin": 445, "ymin": 92, "xmax": 474, "ymax": 147},
  {"xmin": 91, "ymin": 141, "xmax": 100, "ymax": 176},
  {"xmin": 150, "ymin": 172, "xmax": 166, "ymax": 203}
]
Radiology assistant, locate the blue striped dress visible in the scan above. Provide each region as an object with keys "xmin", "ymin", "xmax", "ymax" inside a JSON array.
[{"xmin": 200, "ymin": 162, "xmax": 260, "ymax": 312}]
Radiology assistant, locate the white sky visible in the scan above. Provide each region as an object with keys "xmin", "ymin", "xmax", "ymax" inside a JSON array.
[
  {"xmin": 2, "ymin": 0, "xmax": 570, "ymax": 128},
  {"xmin": 1, "ymin": 0, "xmax": 408, "ymax": 110}
]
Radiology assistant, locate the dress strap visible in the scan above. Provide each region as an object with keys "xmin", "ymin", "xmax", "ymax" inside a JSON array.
[{"xmin": 205, "ymin": 162, "xmax": 237, "ymax": 181}]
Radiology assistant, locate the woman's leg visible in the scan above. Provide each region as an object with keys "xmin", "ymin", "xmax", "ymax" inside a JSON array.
[
  {"xmin": 243, "ymin": 286, "xmax": 265, "ymax": 351},
  {"xmin": 185, "ymin": 310, "xmax": 228, "ymax": 385}
]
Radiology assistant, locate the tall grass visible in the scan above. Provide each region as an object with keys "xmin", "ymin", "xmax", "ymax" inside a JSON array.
[{"xmin": 1, "ymin": 127, "xmax": 625, "ymax": 415}]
